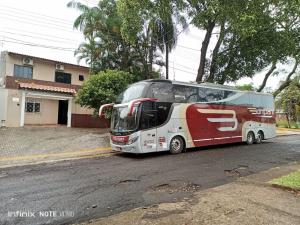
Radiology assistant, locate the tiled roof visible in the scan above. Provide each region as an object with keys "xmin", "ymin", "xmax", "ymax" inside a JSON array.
[
  {"xmin": 5, "ymin": 76, "xmax": 81, "ymax": 95},
  {"xmin": 19, "ymin": 82, "xmax": 77, "ymax": 94}
]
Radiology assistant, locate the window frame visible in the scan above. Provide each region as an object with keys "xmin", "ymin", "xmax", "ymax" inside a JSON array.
[
  {"xmin": 13, "ymin": 64, "xmax": 33, "ymax": 79},
  {"xmin": 25, "ymin": 99, "xmax": 41, "ymax": 113},
  {"xmin": 55, "ymin": 71, "xmax": 72, "ymax": 84},
  {"xmin": 79, "ymin": 75, "xmax": 84, "ymax": 81}
]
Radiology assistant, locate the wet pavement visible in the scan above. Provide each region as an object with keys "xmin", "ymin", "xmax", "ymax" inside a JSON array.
[{"xmin": 0, "ymin": 135, "xmax": 299, "ymax": 225}]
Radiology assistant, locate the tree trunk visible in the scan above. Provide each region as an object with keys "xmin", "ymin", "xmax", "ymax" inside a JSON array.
[
  {"xmin": 273, "ymin": 59, "xmax": 299, "ymax": 97},
  {"xmin": 165, "ymin": 44, "xmax": 169, "ymax": 79},
  {"xmin": 286, "ymin": 113, "xmax": 291, "ymax": 128},
  {"xmin": 148, "ymin": 34, "xmax": 154, "ymax": 79},
  {"xmin": 207, "ymin": 22, "xmax": 225, "ymax": 82},
  {"xmin": 196, "ymin": 21, "xmax": 215, "ymax": 83},
  {"xmin": 257, "ymin": 62, "xmax": 277, "ymax": 92}
]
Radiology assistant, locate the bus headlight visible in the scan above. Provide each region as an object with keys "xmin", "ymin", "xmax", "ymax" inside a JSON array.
[{"xmin": 128, "ymin": 136, "xmax": 139, "ymax": 145}]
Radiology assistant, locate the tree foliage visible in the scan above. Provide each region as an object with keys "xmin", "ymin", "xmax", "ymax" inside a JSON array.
[
  {"xmin": 76, "ymin": 70, "xmax": 133, "ymax": 112},
  {"xmin": 117, "ymin": 0, "xmax": 186, "ymax": 79},
  {"xmin": 276, "ymin": 76, "xmax": 300, "ymax": 124},
  {"xmin": 68, "ymin": 0, "xmax": 300, "ymax": 97},
  {"xmin": 68, "ymin": 0, "xmax": 163, "ymax": 79},
  {"xmin": 236, "ymin": 83, "xmax": 256, "ymax": 91},
  {"xmin": 185, "ymin": 0, "xmax": 300, "ymax": 85}
]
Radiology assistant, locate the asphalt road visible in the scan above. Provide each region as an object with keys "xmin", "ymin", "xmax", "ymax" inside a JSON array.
[{"xmin": 0, "ymin": 135, "xmax": 299, "ymax": 225}]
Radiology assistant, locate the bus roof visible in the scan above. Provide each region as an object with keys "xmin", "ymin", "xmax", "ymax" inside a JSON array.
[{"xmin": 142, "ymin": 79, "xmax": 273, "ymax": 97}]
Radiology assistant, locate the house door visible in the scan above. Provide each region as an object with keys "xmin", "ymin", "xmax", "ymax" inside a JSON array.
[{"xmin": 58, "ymin": 100, "xmax": 68, "ymax": 125}]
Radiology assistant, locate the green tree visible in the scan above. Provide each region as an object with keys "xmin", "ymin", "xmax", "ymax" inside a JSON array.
[
  {"xmin": 68, "ymin": 0, "xmax": 162, "ymax": 79},
  {"xmin": 185, "ymin": 0, "xmax": 299, "ymax": 85},
  {"xmin": 117, "ymin": 0, "xmax": 186, "ymax": 79},
  {"xmin": 236, "ymin": 83, "xmax": 256, "ymax": 91},
  {"xmin": 275, "ymin": 76, "xmax": 300, "ymax": 127},
  {"xmin": 76, "ymin": 70, "xmax": 133, "ymax": 112}
]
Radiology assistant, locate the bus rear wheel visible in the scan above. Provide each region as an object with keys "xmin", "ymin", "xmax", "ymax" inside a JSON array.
[
  {"xmin": 170, "ymin": 136, "xmax": 184, "ymax": 154},
  {"xmin": 255, "ymin": 131, "xmax": 264, "ymax": 144},
  {"xmin": 246, "ymin": 131, "xmax": 255, "ymax": 145}
]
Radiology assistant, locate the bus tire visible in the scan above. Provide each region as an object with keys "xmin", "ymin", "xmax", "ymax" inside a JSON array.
[
  {"xmin": 255, "ymin": 131, "xmax": 264, "ymax": 144},
  {"xmin": 170, "ymin": 136, "xmax": 185, "ymax": 154},
  {"xmin": 246, "ymin": 131, "xmax": 255, "ymax": 145}
]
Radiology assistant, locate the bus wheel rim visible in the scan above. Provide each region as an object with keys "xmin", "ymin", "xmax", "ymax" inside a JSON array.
[
  {"xmin": 257, "ymin": 133, "xmax": 262, "ymax": 142},
  {"xmin": 247, "ymin": 133, "xmax": 253, "ymax": 143},
  {"xmin": 171, "ymin": 139, "xmax": 181, "ymax": 152}
]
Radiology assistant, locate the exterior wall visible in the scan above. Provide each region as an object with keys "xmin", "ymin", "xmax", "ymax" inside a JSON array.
[
  {"xmin": 72, "ymin": 100, "xmax": 94, "ymax": 115},
  {"xmin": 0, "ymin": 52, "xmax": 6, "ymax": 86},
  {"xmin": 71, "ymin": 114, "xmax": 110, "ymax": 128},
  {"xmin": 24, "ymin": 98, "xmax": 59, "ymax": 125},
  {"xmin": 1, "ymin": 51, "xmax": 109, "ymax": 128},
  {"xmin": 5, "ymin": 89, "xmax": 22, "ymax": 127},
  {"xmin": 0, "ymin": 87, "xmax": 8, "ymax": 126},
  {"xmin": 4, "ymin": 53, "xmax": 89, "ymax": 85}
]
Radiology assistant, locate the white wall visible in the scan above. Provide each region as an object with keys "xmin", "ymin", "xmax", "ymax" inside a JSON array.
[
  {"xmin": 0, "ymin": 87, "xmax": 8, "ymax": 126},
  {"xmin": 0, "ymin": 52, "xmax": 6, "ymax": 86}
]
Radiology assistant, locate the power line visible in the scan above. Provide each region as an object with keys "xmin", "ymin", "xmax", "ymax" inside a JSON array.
[
  {"xmin": 1, "ymin": 37, "xmax": 76, "ymax": 52},
  {"xmin": 0, "ymin": 31, "xmax": 80, "ymax": 46},
  {"xmin": 177, "ymin": 44, "xmax": 200, "ymax": 52},
  {"xmin": 0, "ymin": 11, "xmax": 74, "ymax": 29},
  {"xmin": 0, "ymin": 15, "xmax": 80, "ymax": 34},
  {"xmin": 4, "ymin": 28, "xmax": 83, "ymax": 43},
  {"xmin": 169, "ymin": 61, "xmax": 197, "ymax": 72},
  {"xmin": 169, "ymin": 66, "xmax": 197, "ymax": 76},
  {"xmin": 0, "ymin": 4, "xmax": 74, "ymax": 24}
]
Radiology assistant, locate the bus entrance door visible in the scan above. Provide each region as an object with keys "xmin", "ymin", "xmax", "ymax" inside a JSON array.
[{"xmin": 139, "ymin": 103, "xmax": 157, "ymax": 152}]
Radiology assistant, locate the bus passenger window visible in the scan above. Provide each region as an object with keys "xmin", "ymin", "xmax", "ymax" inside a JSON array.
[
  {"xmin": 148, "ymin": 83, "xmax": 174, "ymax": 102},
  {"xmin": 174, "ymin": 85, "xmax": 198, "ymax": 103}
]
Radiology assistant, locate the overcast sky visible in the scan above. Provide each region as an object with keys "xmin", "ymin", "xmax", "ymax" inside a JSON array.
[{"xmin": 0, "ymin": 0, "xmax": 294, "ymax": 91}]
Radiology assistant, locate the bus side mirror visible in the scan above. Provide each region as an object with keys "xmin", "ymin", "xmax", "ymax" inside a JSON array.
[
  {"xmin": 99, "ymin": 103, "xmax": 114, "ymax": 118},
  {"xmin": 127, "ymin": 98, "xmax": 157, "ymax": 116}
]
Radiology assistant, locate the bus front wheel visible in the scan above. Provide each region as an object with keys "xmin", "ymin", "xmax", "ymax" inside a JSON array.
[
  {"xmin": 170, "ymin": 136, "xmax": 185, "ymax": 154},
  {"xmin": 246, "ymin": 131, "xmax": 255, "ymax": 145}
]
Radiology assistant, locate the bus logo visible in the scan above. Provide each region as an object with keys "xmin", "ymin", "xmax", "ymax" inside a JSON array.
[{"xmin": 197, "ymin": 109, "xmax": 238, "ymax": 131}]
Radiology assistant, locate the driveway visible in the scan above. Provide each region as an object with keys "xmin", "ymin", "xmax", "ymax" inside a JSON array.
[{"xmin": 0, "ymin": 127, "xmax": 111, "ymax": 167}]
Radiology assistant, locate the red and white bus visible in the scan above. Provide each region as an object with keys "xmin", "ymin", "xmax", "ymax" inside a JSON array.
[{"xmin": 100, "ymin": 79, "xmax": 276, "ymax": 154}]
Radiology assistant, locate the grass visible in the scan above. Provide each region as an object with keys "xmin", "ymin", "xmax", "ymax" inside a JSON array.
[
  {"xmin": 270, "ymin": 171, "xmax": 300, "ymax": 190},
  {"xmin": 276, "ymin": 119, "xmax": 300, "ymax": 129}
]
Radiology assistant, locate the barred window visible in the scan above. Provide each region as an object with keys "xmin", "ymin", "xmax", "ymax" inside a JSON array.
[{"xmin": 25, "ymin": 100, "xmax": 40, "ymax": 113}]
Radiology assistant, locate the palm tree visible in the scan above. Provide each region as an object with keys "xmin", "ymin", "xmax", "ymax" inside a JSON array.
[{"xmin": 152, "ymin": 17, "xmax": 177, "ymax": 79}]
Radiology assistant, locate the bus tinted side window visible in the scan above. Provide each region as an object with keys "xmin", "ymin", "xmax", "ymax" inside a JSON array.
[
  {"xmin": 174, "ymin": 85, "xmax": 198, "ymax": 103},
  {"xmin": 198, "ymin": 87, "xmax": 235, "ymax": 102},
  {"xmin": 147, "ymin": 82, "xmax": 174, "ymax": 102}
]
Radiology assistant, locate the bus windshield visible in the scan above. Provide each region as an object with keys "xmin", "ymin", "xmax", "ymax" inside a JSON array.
[
  {"xmin": 118, "ymin": 83, "xmax": 147, "ymax": 103},
  {"xmin": 111, "ymin": 106, "xmax": 139, "ymax": 133}
]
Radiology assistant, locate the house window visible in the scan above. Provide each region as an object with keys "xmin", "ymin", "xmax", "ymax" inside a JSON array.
[
  {"xmin": 14, "ymin": 65, "xmax": 33, "ymax": 79},
  {"xmin": 79, "ymin": 75, "xmax": 84, "ymax": 81},
  {"xmin": 25, "ymin": 100, "xmax": 40, "ymax": 113},
  {"xmin": 55, "ymin": 72, "xmax": 71, "ymax": 84}
]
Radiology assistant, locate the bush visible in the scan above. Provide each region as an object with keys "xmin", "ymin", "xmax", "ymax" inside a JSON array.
[
  {"xmin": 276, "ymin": 119, "xmax": 290, "ymax": 128},
  {"xmin": 76, "ymin": 70, "xmax": 133, "ymax": 113}
]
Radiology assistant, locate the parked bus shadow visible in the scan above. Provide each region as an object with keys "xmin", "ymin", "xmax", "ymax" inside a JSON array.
[{"xmin": 118, "ymin": 141, "xmax": 271, "ymax": 160}]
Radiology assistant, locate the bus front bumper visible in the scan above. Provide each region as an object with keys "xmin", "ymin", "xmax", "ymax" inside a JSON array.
[{"xmin": 110, "ymin": 139, "xmax": 142, "ymax": 154}]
